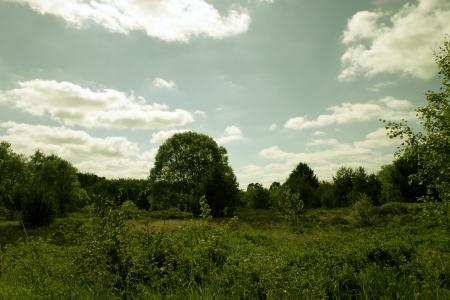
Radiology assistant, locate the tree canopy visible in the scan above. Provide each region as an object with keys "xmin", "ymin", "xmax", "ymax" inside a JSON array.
[
  {"xmin": 148, "ymin": 132, "xmax": 238, "ymax": 217},
  {"xmin": 284, "ymin": 162, "xmax": 319, "ymax": 208}
]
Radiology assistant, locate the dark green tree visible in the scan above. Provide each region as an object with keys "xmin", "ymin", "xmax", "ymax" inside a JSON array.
[
  {"xmin": 377, "ymin": 153, "xmax": 426, "ymax": 204},
  {"xmin": 148, "ymin": 132, "xmax": 238, "ymax": 217},
  {"xmin": 0, "ymin": 142, "xmax": 29, "ymax": 216},
  {"xmin": 284, "ymin": 162, "xmax": 319, "ymax": 208},
  {"xmin": 317, "ymin": 181, "xmax": 335, "ymax": 208},
  {"xmin": 333, "ymin": 166, "xmax": 380, "ymax": 207},
  {"xmin": 269, "ymin": 181, "xmax": 282, "ymax": 208},
  {"xmin": 245, "ymin": 183, "xmax": 271, "ymax": 209},
  {"xmin": 29, "ymin": 151, "xmax": 87, "ymax": 216},
  {"xmin": 333, "ymin": 167, "xmax": 355, "ymax": 207}
]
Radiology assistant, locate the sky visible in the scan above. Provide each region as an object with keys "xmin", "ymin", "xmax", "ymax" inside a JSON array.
[{"xmin": 0, "ymin": 0, "xmax": 448, "ymax": 188}]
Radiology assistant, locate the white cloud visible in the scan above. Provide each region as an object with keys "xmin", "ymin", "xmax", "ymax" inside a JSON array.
[
  {"xmin": 269, "ymin": 123, "xmax": 277, "ymax": 131},
  {"xmin": 285, "ymin": 97, "xmax": 415, "ymax": 130},
  {"xmin": 1, "ymin": 79, "xmax": 194, "ymax": 129},
  {"xmin": 150, "ymin": 129, "xmax": 189, "ymax": 144},
  {"xmin": 10, "ymin": 0, "xmax": 251, "ymax": 42},
  {"xmin": 339, "ymin": 0, "xmax": 450, "ymax": 80},
  {"xmin": 313, "ymin": 131, "xmax": 325, "ymax": 136},
  {"xmin": 367, "ymin": 81, "xmax": 397, "ymax": 92},
  {"xmin": 342, "ymin": 11, "xmax": 383, "ymax": 44},
  {"xmin": 0, "ymin": 122, "xmax": 156, "ymax": 178},
  {"xmin": 380, "ymin": 96, "xmax": 413, "ymax": 110},
  {"xmin": 194, "ymin": 110, "xmax": 207, "ymax": 118},
  {"xmin": 238, "ymin": 127, "xmax": 398, "ymax": 187},
  {"xmin": 152, "ymin": 78, "xmax": 176, "ymax": 89},
  {"xmin": 306, "ymin": 138, "xmax": 339, "ymax": 147},
  {"xmin": 216, "ymin": 125, "xmax": 243, "ymax": 144}
]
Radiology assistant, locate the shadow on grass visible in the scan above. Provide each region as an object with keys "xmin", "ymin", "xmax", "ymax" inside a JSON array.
[{"xmin": 0, "ymin": 221, "xmax": 26, "ymax": 246}]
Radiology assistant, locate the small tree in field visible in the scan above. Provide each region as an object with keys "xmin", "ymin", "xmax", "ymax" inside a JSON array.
[
  {"xmin": 385, "ymin": 39, "xmax": 450, "ymax": 228},
  {"xmin": 278, "ymin": 188, "xmax": 304, "ymax": 225}
]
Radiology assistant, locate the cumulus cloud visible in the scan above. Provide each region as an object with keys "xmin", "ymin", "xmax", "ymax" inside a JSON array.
[
  {"xmin": 216, "ymin": 125, "xmax": 243, "ymax": 144},
  {"xmin": 150, "ymin": 129, "xmax": 189, "ymax": 144},
  {"xmin": 1, "ymin": 79, "xmax": 194, "ymax": 129},
  {"xmin": 285, "ymin": 97, "xmax": 415, "ymax": 130},
  {"xmin": 339, "ymin": 0, "xmax": 450, "ymax": 80},
  {"xmin": 9, "ymin": 0, "xmax": 251, "ymax": 42},
  {"xmin": 238, "ymin": 127, "xmax": 398, "ymax": 187},
  {"xmin": 152, "ymin": 78, "xmax": 176, "ymax": 89},
  {"xmin": 0, "ymin": 122, "xmax": 156, "ymax": 178}
]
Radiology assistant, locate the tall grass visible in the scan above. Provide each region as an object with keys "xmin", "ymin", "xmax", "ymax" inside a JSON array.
[{"xmin": 0, "ymin": 205, "xmax": 449, "ymax": 299}]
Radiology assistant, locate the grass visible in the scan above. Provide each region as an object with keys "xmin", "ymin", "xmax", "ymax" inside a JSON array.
[{"xmin": 0, "ymin": 204, "xmax": 449, "ymax": 299}]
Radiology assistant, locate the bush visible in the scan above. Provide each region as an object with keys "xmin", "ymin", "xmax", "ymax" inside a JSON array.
[
  {"xmin": 148, "ymin": 208, "xmax": 193, "ymax": 220},
  {"xmin": 373, "ymin": 202, "xmax": 422, "ymax": 217},
  {"xmin": 21, "ymin": 191, "xmax": 56, "ymax": 227},
  {"xmin": 120, "ymin": 200, "xmax": 139, "ymax": 219},
  {"xmin": 352, "ymin": 193, "xmax": 373, "ymax": 226}
]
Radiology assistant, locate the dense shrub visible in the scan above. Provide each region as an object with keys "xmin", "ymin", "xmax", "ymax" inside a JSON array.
[
  {"xmin": 244, "ymin": 183, "xmax": 271, "ymax": 209},
  {"xmin": 352, "ymin": 194, "xmax": 373, "ymax": 226},
  {"xmin": 148, "ymin": 207, "xmax": 193, "ymax": 219},
  {"xmin": 21, "ymin": 191, "xmax": 56, "ymax": 227}
]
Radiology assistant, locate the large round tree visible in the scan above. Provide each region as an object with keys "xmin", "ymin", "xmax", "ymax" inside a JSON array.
[
  {"xmin": 148, "ymin": 132, "xmax": 238, "ymax": 217},
  {"xmin": 284, "ymin": 162, "xmax": 320, "ymax": 208}
]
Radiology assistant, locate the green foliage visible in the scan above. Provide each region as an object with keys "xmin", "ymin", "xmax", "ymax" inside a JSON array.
[
  {"xmin": 1, "ymin": 206, "xmax": 450, "ymax": 299},
  {"xmin": 199, "ymin": 195, "xmax": 212, "ymax": 220},
  {"xmin": 20, "ymin": 190, "xmax": 56, "ymax": 227},
  {"xmin": 244, "ymin": 183, "xmax": 271, "ymax": 209},
  {"xmin": 377, "ymin": 153, "xmax": 427, "ymax": 204},
  {"xmin": 333, "ymin": 166, "xmax": 381, "ymax": 207},
  {"xmin": 278, "ymin": 187, "xmax": 304, "ymax": 225},
  {"xmin": 78, "ymin": 172, "xmax": 148, "ymax": 208},
  {"xmin": 384, "ymin": 39, "xmax": 450, "ymax": 227},
  {"xmin": 148, "ymin": 207, "xmax": 193, "ymax": 219},
  {"xmin": 19, "ymin": 151, "xmax": 87, "ymax": 227},
  {"xmin": 0, "ymin": 142, "xmax": 29, "ymax": 216},
  {"xmin": 284, "ymin": 162, "xmax": 320, "ymax": 208},
  {"xmin": 120, "ymin": 200, "xmax": 138, "ymax": 219},
  {"xmin": 352, "ymin": 193, "xmax": 373, "ymax": 226},
  {"xmin": 0, "ymin": 145, "xmax": 87, "ymax": 227},
  {"xmin": 148, "ymin": 132, "xmax": 238, "ymax": 217},
  {"xmin": 317, "ymin": 181, "xmax": 336, "ymax": 208}
]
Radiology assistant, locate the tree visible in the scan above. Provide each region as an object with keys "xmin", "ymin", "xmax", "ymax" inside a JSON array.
[
  {"xmin": 332, "ymin": 167, "xmax": 354, "ymax": 207},
  {"xmin": 317, "ymin": 181, "xmax": 335, "ymax": 208},
  {"xmin": 377, "ymin": 154, "xmax": 426, "ymax": 204},
  {"xmin": 0, "ymin": 142, "xmax": 29, "ymax": 216},
  {"xmin": 333, "ymin": 166, "xmax": 381, "ymax": 207},
  {"xmin": 245, "ymin": 183, "xmax": 271, "ymax": 209},
  {"xmin": 148, "ymin": 132, "xmax": 238, "ymax": 217},
  {"xmin": 385, "ymin": 39, "xmax": 450, "ymax": 226},
  {"xmin": 278, "ymin": 187, "xmax": 304, "ymax": 225},
  {"xmin": 28, "ymin": 151, "xmax": 87, "ymax": 216},
  {"xmin": 284, "ymin": 162, "xmax": 319, "ymax": 208},
  {"xmin": 269, "ymin": 181, "xmax": 282, "ymax": 208}
]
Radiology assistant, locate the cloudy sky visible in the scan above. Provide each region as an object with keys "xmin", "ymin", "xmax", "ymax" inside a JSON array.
[{"xmin": 0, "ymin": 0, "xmax": 448, "ymax": 187}]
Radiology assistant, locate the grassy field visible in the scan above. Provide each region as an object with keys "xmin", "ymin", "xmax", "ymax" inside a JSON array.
[{"xmin": 0, "ymin": 204, "xmax": 449, "ymax": 299}]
